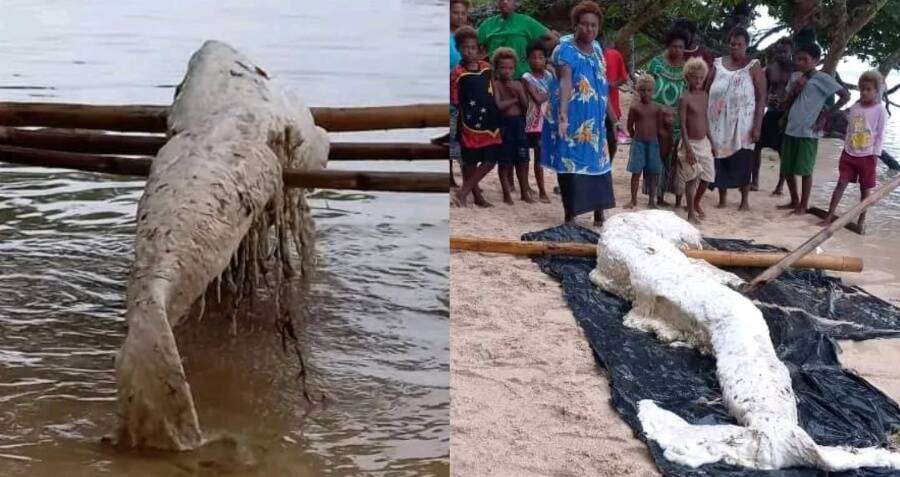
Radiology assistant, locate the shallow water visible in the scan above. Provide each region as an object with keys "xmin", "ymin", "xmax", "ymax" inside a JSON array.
[{"xmin": 0, "ymin": 1, "xmax": 448, "ymax": 475}]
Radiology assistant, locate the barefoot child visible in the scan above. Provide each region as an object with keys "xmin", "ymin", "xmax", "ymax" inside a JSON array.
[
  {"xmin": 677, "ymin": 57, "xmax": 715, "ymax": 223},
  {"xmin": 819, "ymin": 70, "xmax": 887, "ymax": 234},
  {"xmin": 447, "ymin": 0, "xmax": 471, "ymax": 188},
  {"xmin": 451, "ymin": 26, "xmax": 502, "ymax": 207},
  {"xmin": 625, "ymin": 74, "xmax": 664, "ymax": 209},
  {"xmin": 521, "ymin": 40, "xmax": 554, "ymax": 203},
  {"xmin": 492, "ymin": 47, "xmax": 532, "ymax": 204},
  {"xmin": 778, "ymin": 42, "xmax": 850, "ymax": 215}
]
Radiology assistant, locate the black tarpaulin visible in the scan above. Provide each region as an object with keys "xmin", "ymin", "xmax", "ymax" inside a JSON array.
[{"xmin": 521, "ymin": 224, "xmax": 900, "ymax": 477}]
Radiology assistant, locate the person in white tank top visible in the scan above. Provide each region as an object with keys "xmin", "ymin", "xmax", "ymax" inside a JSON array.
[{"xmin": 706, "ymin": 27, "xmax": 766, "ymax": 211}]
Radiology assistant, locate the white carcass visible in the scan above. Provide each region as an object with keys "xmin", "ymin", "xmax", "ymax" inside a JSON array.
[
  {"xmin": 590, "ymin": 210, "xmax": 900, "ymax": 471},
  {"xmin": 115, "ymin": 40, "xmax": 329, "ymax": 450}
]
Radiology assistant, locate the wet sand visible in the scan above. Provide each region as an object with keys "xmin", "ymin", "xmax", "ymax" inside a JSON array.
[{"xmin": 450, "ymin": 94, "xmax": 900, "ymax": 476}]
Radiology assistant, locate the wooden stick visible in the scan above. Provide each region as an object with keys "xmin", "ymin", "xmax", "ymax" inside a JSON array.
[
  {"xmin": 310, "ymin": 104, "xmax": 447, "ymax": 131},
  {"xmin": 0, "ymin": 127, "xmax": 447, "ymax": 160},
  {"xmin": 0, "ymin": 145, "xmax": 448, "ymax": 193},
  {"xmin": 742, "ymin": 172, "xmax": 900, "ymax": 293},
  {"xmin": 806, "ymin": 207, "xmax": 862, "ymax": 234},
  {"xmin": 0, "ymin": 102, "xmax": 448, "ymax": 132},
  {"xmin": 449, "ymin": 236, "xmax": 864, "ymax": 273}
]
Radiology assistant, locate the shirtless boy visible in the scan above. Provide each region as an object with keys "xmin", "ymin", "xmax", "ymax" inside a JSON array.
[
  {"xmin": 625, "ymin": 74, "xmax": 664, "ymax": 209},
  {"xmin": 678, "ymin": 57, "xmax": 715, "ymax": 223},
  {"xmin": 492, "ymin": 47, "xmax": 533, "ymax": 204}
]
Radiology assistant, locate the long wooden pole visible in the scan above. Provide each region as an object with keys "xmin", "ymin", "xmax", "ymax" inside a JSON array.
[
  {"xmin": 0, "ymin": 145, "xmax": 448, "ymax": 193},
  {"xmin": 0, "ymin": 127, "xmax": 447, "ymax": 160},
  {"xmin": 0, "ymin": 102, "xmax": 448, "ymax": 132},
  {"xmin": 449, "ymin": 236, "xmax": 864, "ymax": 273},
  {"xmin": 742, "ymin": 172, "xmax": 900, "ymax": 292}
]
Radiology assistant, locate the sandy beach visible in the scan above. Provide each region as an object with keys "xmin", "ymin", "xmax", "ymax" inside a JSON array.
[{"xmin": 449, "ymin": 93, "xmax": 900, "ymax": 476}]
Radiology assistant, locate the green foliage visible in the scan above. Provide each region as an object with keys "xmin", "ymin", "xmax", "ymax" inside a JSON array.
[
  {"xmin": 468, "ymin": 0, "xmax": 899, "ymax": 72},
  {"xmin": 847, "ymin": 0, "xmax": 900, "ymax": 69}
]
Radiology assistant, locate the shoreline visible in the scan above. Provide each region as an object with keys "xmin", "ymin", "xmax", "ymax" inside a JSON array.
[{"xmin": 450, "ymin": 93, "xmax": 900, "ymax": 475}]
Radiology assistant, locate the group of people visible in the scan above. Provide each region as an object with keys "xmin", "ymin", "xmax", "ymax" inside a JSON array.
[{"xmin": 449, "ymin": 0, "xmax": 889, "ymax": 232}]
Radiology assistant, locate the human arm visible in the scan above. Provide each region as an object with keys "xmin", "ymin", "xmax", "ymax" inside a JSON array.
[
  {"xmin": 781, "ymin": 73, "xmax": 809, "ymax": 113},
  {"xmin": 873, "ymin": 106, "xmax": 887, "ymax": 156},
  {"xmin": 450, "ymin": 69, "xmax": 460, "ymax": 107},
  {"xmin": 514, "ymin": 82, "xmax": 530, "ymax": 111},
  {"xmin": 522, "ymin": 77, "xmax": 548, "ymax": 103},
  {"xmin": 705, "ymin": 63, "xmax": 717, "ymax": 93},
  {"xmin": 678, "ymin": 97, "xmax": 695, "ymax": 164},
  {"xmin": 814, "ymin": 79, "xmax": 850, "ymax": 132},
  {"xmin": 558, "ymin": 63, "xmax": 572, "ymax": 137},
  {"xmin": 627, "ymin": 105, "xmax": 637, "ymax": 138},
  {"xmin": 492, "ymin": 81, "xmax": 520, "ymax": 110},
  {"xmin": 750, "ymin": 61, "xmax": 767, "ymax": 142},
  {"xmin": 606, "ymin": 99, "xmax": 622, "ymax": 131}
]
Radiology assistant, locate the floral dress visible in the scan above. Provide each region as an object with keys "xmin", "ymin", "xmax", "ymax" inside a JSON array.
[
  {"xmin": 541, "ymin": 35, "xmax": 615, "ymax": 216},
  {"xmin": 541, "ymin": 35, "xmax": 610, "ymax": 175}
]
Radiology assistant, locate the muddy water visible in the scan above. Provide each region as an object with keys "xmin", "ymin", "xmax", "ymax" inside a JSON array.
[{"xmin": 0, "ymin": 1, "xmax": 448, "ymax": 475}]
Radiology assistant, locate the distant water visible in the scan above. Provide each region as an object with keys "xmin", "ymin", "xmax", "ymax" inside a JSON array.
[{"xmin": 0, "ymin": 1, "xmax": 448, "ymax": 476}]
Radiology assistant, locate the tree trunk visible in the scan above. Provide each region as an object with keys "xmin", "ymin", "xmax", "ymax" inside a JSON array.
[
  {"xmin": 821, "ymin": 0, "xmax": 888, "ymax": 75},
  {"xmin": 613, "ymin": 0, "xmax": 676, "ymax": 68},
  {"xmin": 792, "ymin": 0, "xmax": 821, "ymax": 33},
  {"xmin": 879, "ymin": 46, "xmax": 900, "ymax": 78}
]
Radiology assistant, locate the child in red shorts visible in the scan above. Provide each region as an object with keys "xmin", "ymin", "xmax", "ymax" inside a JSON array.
[{"xmin": 819, "ymin": 70, "xmax": 887, "ymax": 234}]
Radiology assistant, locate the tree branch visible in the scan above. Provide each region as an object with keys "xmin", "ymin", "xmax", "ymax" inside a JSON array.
[{"xmin": 750, "ymin": 24, "xmax": 788, "ymax": 51}]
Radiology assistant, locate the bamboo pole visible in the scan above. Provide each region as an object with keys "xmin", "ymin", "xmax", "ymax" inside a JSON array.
[
  {"xmin": 0, "ymin": 127, "xmax": 448, "ymax": 160},
  {"xmin": 0, "ymin": 102, "xmax": 448, "ymax": 132},
  {"xmin": 0, "ymin": 145, "xmax": 448, "ymax": 193},
  {"xmin": 449, "ymin": 236, "xmax": 864, "ymax": 273},
  {"xmin": 742, "ymin": 172, "xmax": 900, "ymax": 292},
  {"xmin": 805, "ymin": 207, "xmax": 862, "ymax": 234}
]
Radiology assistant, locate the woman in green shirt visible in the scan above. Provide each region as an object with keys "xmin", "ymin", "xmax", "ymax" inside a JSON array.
[
  {"xmin": 477, "ymin": 0, "xmax": 557, "ymax": 79},
  {"xmin": 645, "ymin": 28, "xmax": 689, "ymax": 205}
]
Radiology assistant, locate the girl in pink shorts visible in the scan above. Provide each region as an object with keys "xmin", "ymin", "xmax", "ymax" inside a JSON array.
[{"xmin": 819, "ymin": 70, "xmax": 888, "ymax": 234}]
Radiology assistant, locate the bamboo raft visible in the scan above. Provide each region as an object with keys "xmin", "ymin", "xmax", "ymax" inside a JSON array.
[{"xmin": 0, "ymin": 101, "xmax": 449, "ymax": 193}]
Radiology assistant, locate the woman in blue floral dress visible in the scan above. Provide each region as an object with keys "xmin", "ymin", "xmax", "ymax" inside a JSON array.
[{"xmin": 541, "ymin": 1, "xmax": 620, "ymax": 225}]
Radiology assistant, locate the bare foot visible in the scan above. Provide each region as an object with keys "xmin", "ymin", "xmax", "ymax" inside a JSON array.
[
  {"xmin": 776, "ymin": 202, "xmax": 798, "ymax": 210},
  {"xmin": 658, "ymin": 198, "xmax": 671, "ymax": 207},
  {"xmin": 503, "ymin": 196, "xmax": 514, "ymax": 205},
  {"xmin": 816, "ymin": 217, "xmax": 834, "ymax": 227},
  {"xmin": 715, "ymin": 201, "xmax": 727, "ymax": 209},
  {"xmin": 474, "ymin": 196, "xmax": 493, "ymax": 208},
  {"xmin": 687, "ymin": 214, "xmax": 701, "ymax": 224},
  {"xmin": 750, "ymin": 183, "xmax": 759, "ymax": 191},
  {"xmin": 623, "ymin": 201, "xmax": 637, "ymax": 209},
  {"xmin": 696, "ymin": 206, "xmax": 706, "ymax": 219},
  {"xmin": 738, "ymin": 203, "xmax": 750, "ymax": 212},
  {"xmin": 521, "ymin": 194, "xmax": 536, "ymax": 204},
  {"xmin": 593, "ymin": 219, "xmax": 604, "ymax": 227},
  {"xmin": 538, "ymin": 193, "xmax": 551, "ymax": 203},
  {"xmin": 771, "ymin": 189, "xmax": 783, "ymax": 196},
  {"xmin": 648, "ymin": 202, "xmax": 659, "ymax": 209},
  {"xmin": 451, "ymin": 191, "xmax": 466, "ymax": 208},
  {"xmin": 791, "ymin": 207, "xmax": 805, "ymax": 215}
]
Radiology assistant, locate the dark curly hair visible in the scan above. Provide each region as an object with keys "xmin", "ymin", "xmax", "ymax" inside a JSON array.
[
  {"xmin": 570, "ymin": 1, "xmax": 603, "ymax": 27},
  {"xmin": 526, "ymin": 39, "xmax": 549, "ymax": 58},
  {"xmin": 454, "ymin": 25, "xmax": 478, "ymax": 47},
  {"xmin": 664, "ymin": 28, "xmax": 690, "ymax": 47},
  {"xmin": 795, "ymin": 42, "xmax": 822, "ymax": 60},
  {"xmin": 728, "ymin": 26, "xmax": 751, "ymax": 44}
]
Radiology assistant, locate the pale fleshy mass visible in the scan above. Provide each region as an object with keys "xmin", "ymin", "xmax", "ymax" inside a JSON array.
[{"xmin": 114, "ymin": 40, "xmax": 329, "ymax": 450}]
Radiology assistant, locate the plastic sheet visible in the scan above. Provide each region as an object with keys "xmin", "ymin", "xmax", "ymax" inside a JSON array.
[{"xmin": 521, "ymin": 224, "xmax": 900, "ymax": 476}]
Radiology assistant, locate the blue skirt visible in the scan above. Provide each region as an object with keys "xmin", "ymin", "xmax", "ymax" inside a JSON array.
[{"xmin": 557, "ymin": 172, "xmax": 615, "ymax": 217}]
